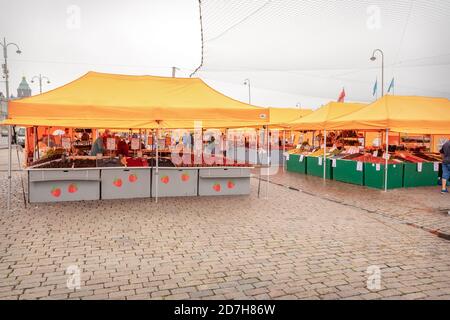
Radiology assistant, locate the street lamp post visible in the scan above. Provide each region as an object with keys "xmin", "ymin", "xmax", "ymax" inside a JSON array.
[
  {"xmin": 370, "ymin": 49, "xmax": 384, "ymax": 96},
  {"xmin": 243, "ymin": 78, "xmax": 251, "ymax": 104},
  {"xmin": 371, "ymin": 48, "xmax": 389, "ymax": 192},
  {"xmin": 31, "ymin": 74, "xmax": 50, "ymax": 94},
  {"xmin": 1, "ymin": 37, "xmax": 22, "ymax": 210}
]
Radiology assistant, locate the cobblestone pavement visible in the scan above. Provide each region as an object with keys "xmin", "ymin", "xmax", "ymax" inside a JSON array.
[
  {"xmin": 0, "ymin": 150, "xmax": 450, "ymax": 300},
  {"xmin": 255, "ymin": 167, "xmax": 450, "ymax": 238}
]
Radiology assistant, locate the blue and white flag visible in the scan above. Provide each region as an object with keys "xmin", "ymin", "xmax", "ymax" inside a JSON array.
[
  {"xmin": 387, "ymin": 78, "xmax": 395, "ymax": 94},
  {"xmin": 372, "ymin": 79, "xmax": 378, "ymax": 96}
]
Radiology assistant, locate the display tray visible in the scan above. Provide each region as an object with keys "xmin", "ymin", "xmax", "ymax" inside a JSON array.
[
  {"xmin": 198, "ymin": 168, "xmax": 251, "ymax": 196},
  {"xmin": 332, "ymin": 159, "xmax": 364, "ymax": 186},
  {"xmin": 101, "ymin": 168, "xmax": 151, "ymax": 199},
  {"xmin": 286, "ymin": 154, "xmax": 307, "ymax": 174},
  {"xmin": 28, "ymin": 169, "xmax": 100, "ymax": 203},
  {"xmin": 364, "ymin": 162, "xmax": 404, "ymax": 190},
  {"xmin": 403, "ymin": 162, "xmax": 439, "ymax": 188},
  {"xmin": 306, "ymin": 156, "xmax": 333, "ymax": 179}
]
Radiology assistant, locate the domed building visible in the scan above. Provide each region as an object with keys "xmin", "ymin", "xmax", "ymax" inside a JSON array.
[{"xmin": 17, "ymin": 76, "xmax": 32, "ymax": 98}]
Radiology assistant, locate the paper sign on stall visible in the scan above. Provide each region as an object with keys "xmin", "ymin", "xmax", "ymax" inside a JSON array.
[
  {"xmin": 356, "ymin": 161, "xmax": 363, "ymax": 172},
  {"xmin": 137, "ymin": 151, "xmax": 143, "ymax": 158},
  {"xmin": 417, "ymin": 162, "xmax": 423, "ymax": 172},
  {"xmin": 131, "ymin": 138, "xmax": 140, "ymax": 150},
  {"xmin": 318, "ymin": 157, "xmax": 323, "ymax": 166},
  {"xmin": 376, "ymin": 163, "xmax": 381, "ymax": 171},
  {"xmin": 299, "ymin": 155, "xmax": 304, "ymax": 162},
  {"xmin": 61, "ymin": 137, "xmax": 71, "ymax": 150},
  {"xmin": 106, "ymin": 138, "xmax": 116, "ymax": 150},
  {"xmin": 372, "ymin": 150, "xmax": 378, "ymax": 157},
  {"xmin": 332, "ymin": 159, "xmax": 337, "ymax": 168},
  {"xmin": 433, "ymin": 162, "xmax": 439, "ymax": 172},
  {"xmin": 382, "ymin": 153, "xmax": 390, "ymax": 160}
]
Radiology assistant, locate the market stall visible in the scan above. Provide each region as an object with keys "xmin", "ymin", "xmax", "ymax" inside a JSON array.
[
  {"xmin": 284, "ymin": 102, "xmax": 367, "ymax": 180},
  {"xmin": 2, "ymin": 71, "xmax": 271, "ymax": 205},
  {"xmin": 284, "ymin": 96, "xmax": 450, "ymax": 191}
]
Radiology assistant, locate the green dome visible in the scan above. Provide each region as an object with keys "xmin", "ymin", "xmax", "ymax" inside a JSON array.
[{"xmin": 18, "ymin": 76, "xmax": 31, "ymax": 90}]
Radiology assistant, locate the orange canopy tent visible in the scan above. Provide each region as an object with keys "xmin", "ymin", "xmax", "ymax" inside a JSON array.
[
  {"xmin": 327, "ymin": 95, "xmax": 450, "ymax": 134},
  {"xmin": 267, "ymin": 107, "xmax": 313, "ymax": 127},
  {"xmin": 1, "ymin": 71, "xmax": 270, "ymax": 129},
  {"xmin": 286, "ymin": 102, "xmax": 367, "ymax": 130}
]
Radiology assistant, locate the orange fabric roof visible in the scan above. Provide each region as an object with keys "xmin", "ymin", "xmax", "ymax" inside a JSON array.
[
  {"xmin": 328, "ymin": 95, "xmax": 450, "ymax": 134},
  {"xmin": 287, "ymin": 102, "xmax": 367, "ymax": 130},
  {"xmin": 2, "ymin": 71, "xmax": 270, "ymax": 129}
]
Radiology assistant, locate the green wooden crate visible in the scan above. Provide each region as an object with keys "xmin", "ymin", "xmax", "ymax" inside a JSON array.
[
  {"xmin": 286, "ymin": 154, "xmax": 307, "ymax": 174},
  {"xmin": 403, "ymin": 162, "xmax": 439, "ymax": 188},
  {"xmin": 364, "ymin": 162, "xmax": 404, "ymax": 190},
  {"xmin": 332, "ymin": 159, "xmax": 364, "ymax": 185},
  {"xmin": 306, "ymin": 156, "xmax": 332, "ymax": 179}
]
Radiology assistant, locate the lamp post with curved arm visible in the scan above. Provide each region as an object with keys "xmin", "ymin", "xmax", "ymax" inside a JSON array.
[
  {"xmin": 31, "ymin": 74, "xmax": 51, "ymax": 94},
  {"xmin": 1, "ymin": 37, "xmax": 22, "ymax": 210},
  {"xmin": 370, "ymin": 49, "xmax": 384, "ymax": 96}
]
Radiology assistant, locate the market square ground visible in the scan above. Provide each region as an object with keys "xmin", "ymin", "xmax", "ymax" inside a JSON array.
[{"xmin": 1, "ymin": 149, "xmax": 450, "ymax": 300}]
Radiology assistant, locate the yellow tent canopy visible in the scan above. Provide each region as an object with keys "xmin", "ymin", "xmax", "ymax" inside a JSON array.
[
  {"xmin": 2, "ymin": 71, "xmax": 270, "ymax": 129},
  {"xmin": 287, "ymin": 102, "xmax": 367, "ymax": 130},
  {"xmin": 328, "ymin": 95, "xmax": 450, "ymax": 134},
  {"xmin": 268, "ymin": 107, "xmax": 313, "ymax": 127}
]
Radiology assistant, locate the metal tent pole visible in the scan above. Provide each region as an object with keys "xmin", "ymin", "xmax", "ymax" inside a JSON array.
[
  {"xmin": 7, "ymin": 125, "xmax": 12, "ymax": 210},
  {"xmin": 257, "ymin": 127, "xmax": 262, "ymax": 198},
  {"xmin": 155, "ymin": 128, "xmax": 159, "ymax": 203},
  {"xmin": 266, "ymin": 125, "xmax": 270, "ymax": 199},
  {"xmin": 384, "ymin": 128, "xmax": 389, "ymax": 192},
  {"xmin": 323, "ymin": 129, "xmax": 327, "ymax": 180},
  {"xmin": 282, "ymin": 130, "xmax": 286, "ymax": 172}
]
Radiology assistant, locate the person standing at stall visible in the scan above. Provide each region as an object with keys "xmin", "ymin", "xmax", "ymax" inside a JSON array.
[
  {"xmin": 440, "ymin": 139, "xmax": 450, "ymax": 194},
  {"xmin": 90, "ymin": 129, "xmax": 110, "ymax": 156}
]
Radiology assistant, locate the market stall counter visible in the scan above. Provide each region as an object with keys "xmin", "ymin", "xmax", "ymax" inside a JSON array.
[
  {"xmin": 364, "ymin": 162, "xmax": 404, "ymax": 190},
  {"xmin": 306, "ymin": 156, "xmax": 333, "ymax": 179},
  {"xmin": 286, "ymin": 154, "xmax": 307, "ymax": 174},
  {"xmin": 403, "ymin": 162, "xmax": 440, "ymax": 188},
  {"xmin": 102, "ymin": 167, "xmax": 151, "ymax": 199},
  {"xmin": 332, "ymin": 159, "xmax": 364, "ymax": 186},
  {"xmin": 28, "ymin": 168, "xmax": 101, "ymax": 203},
  {"xmin": 152, "ymin": 168, "xmax": 199, "ymax": 197},
  {"xmin": 198, "ymin": 167, "xmax": 252, "ymax": 196}
]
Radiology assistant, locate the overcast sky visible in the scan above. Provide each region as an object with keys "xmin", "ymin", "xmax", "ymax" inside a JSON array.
[{"xmin": 1, "ymin": 0, "xmax": 449, "ymax": 108}]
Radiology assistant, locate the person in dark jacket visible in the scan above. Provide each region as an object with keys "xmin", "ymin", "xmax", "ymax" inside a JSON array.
[{"xmin": 440, "ymin": 139, "xmax": 450, "ymax": 194}]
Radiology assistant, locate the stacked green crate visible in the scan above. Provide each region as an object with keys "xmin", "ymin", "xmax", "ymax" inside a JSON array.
[
  {"xmin": 306, "ymin": 156, "xmax": 332, "ymax": 179},
  {"xmin": 403, "ymin": 162, "xmax": 439, "ymax": 187},
  {"xmin": 332, "ymin": 159, "xmax": 364, "ymax": 185},
  {"xmin": 286, "ymin": 154, "xmax": 307, "ymax": 174},
  {"xmin": 364, "ymin": 162, "xmax": 404, "ymax": 190}
]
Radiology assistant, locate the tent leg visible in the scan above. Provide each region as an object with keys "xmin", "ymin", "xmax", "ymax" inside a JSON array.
[
  {"xmin": 384, "ymin": 128, "xmax": 389, "ymax": 192},
  {"xmin": 282, "ymin": 130, "xmax": 286, "ymax": 172},
  {"xmin": 155, "ymin": 129, "xmax": 159, "ymax": 203},
  {"xmin": 7, "ymin": 125, "xmax": 12, "ymax": 210},
  {"xmin": 323, "ymin": 129, "xmax": 327, "ymax": 180},
  {"xmin": 266, "ymin": 126, "xmax": 270, "ymax": 199}
]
